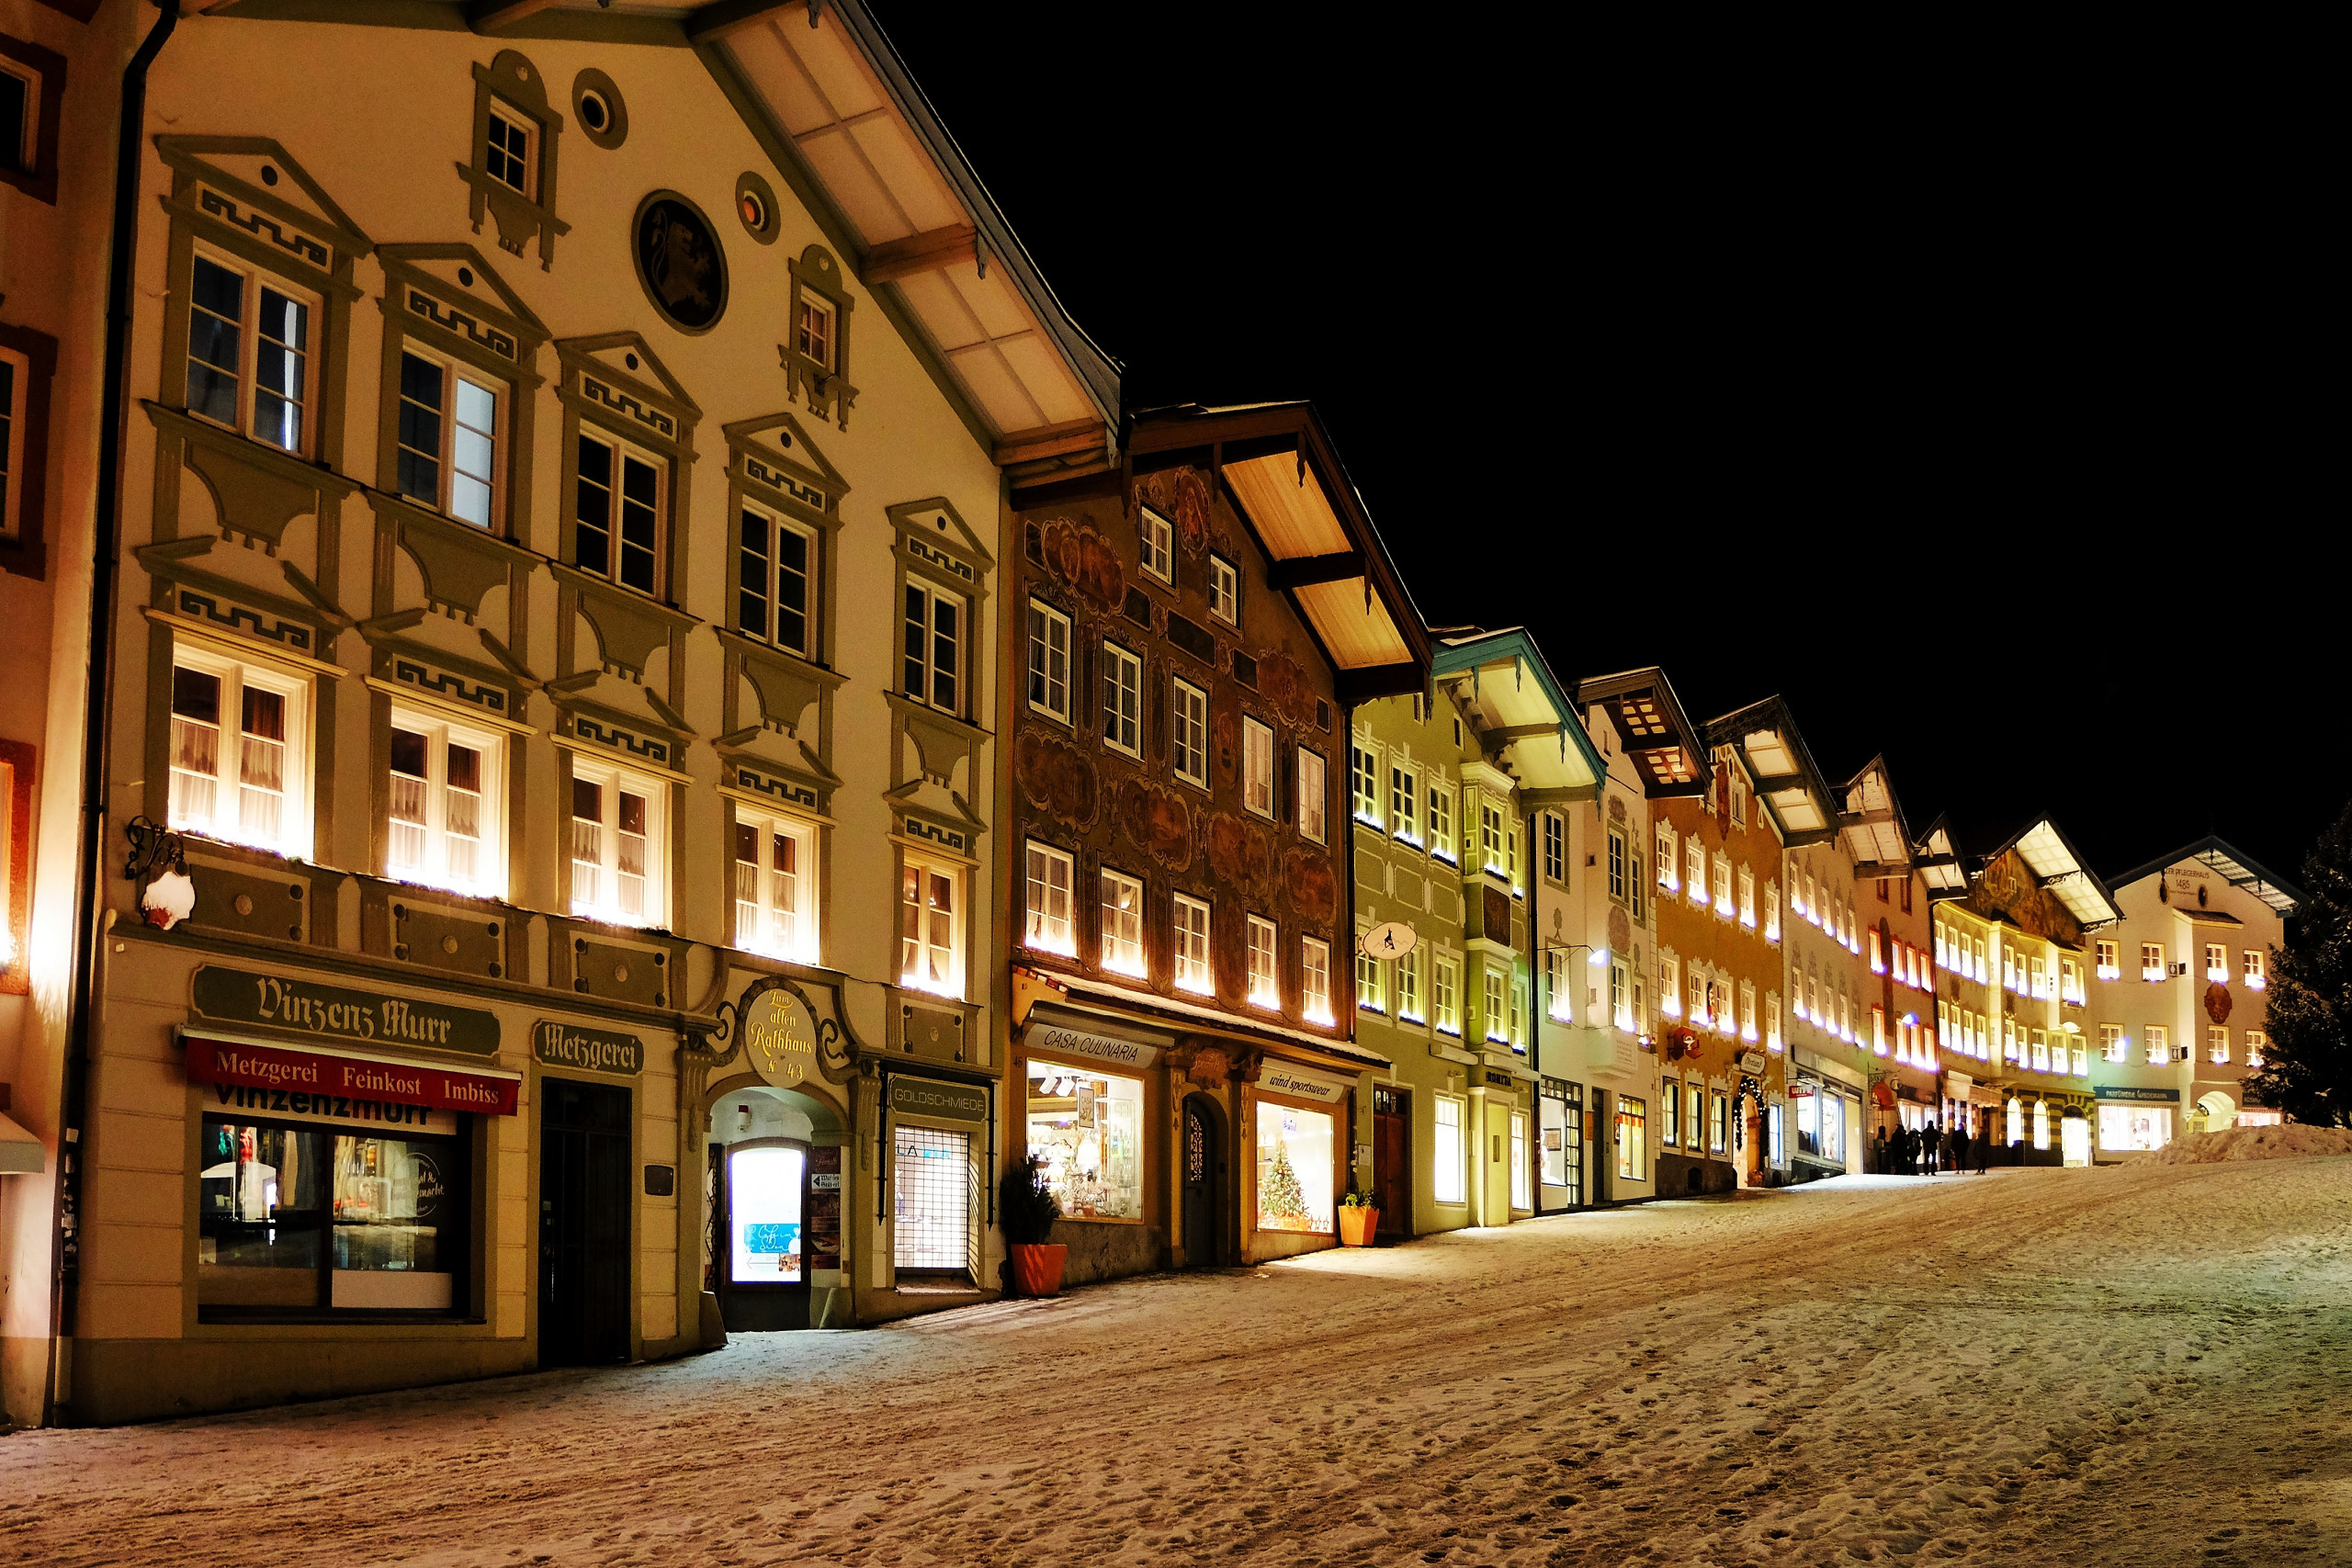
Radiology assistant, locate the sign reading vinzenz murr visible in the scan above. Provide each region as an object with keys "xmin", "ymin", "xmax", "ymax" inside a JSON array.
[
  {"xmin": 191, "ymin": 964, "xmax": 500, "ymax": 1056},
  {"xmin": 534, "ymin": 1021, "xmax": 644, "ymax": 1077}
]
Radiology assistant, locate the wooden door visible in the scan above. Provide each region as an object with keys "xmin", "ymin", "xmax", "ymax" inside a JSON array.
[
  {"xmin": 1373, "ymin": 1086, "xmax": 1409, "ymax": 1238},
  {"xmin": 538, "ymin": 1077, "xmax": 631, "ymax": 1366}
]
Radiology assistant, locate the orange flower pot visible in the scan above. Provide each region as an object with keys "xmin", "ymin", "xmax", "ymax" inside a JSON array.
[
  {"xmin": 1010, "ymin": 1243, "xmax": 1067, "ymax": 1297},
  {"xmin": 1338, "ymin": 1206, "xmax": 1379, "ymax": 1247}
]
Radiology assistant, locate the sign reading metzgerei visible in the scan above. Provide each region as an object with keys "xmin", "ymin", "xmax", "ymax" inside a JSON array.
[
  {"xmin": 534, "ymin": 1021, "xmax": 645, "ymax": 1077},
  {"xmin": 192, "ymin": 964, "xmax": 500, "ymax": 1056}
]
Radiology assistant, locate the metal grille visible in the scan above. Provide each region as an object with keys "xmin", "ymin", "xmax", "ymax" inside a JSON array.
[
  {"xmin": 1186, "ymin": 1108, "xmax": 1206, "ymax": 1182},
  {"xmin": 893, "ymin": 1125, "xmax": 971, "ymax": 1272}
]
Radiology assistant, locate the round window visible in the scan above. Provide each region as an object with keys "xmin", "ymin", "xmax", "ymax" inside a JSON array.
[
  {"xmin": 579, "ymin": 89, "xmax": 612, "ymax": 134},
  {"xmin": 740, "ymin": 190, "xmax": 768, "ymax": 231},
  {"xmin": 733, "ymin": 170, "xmax": 782, "ymax": 245},
  {"xmin": 571, "ymin": 68, "xmax": 628, "ymax": 151}
]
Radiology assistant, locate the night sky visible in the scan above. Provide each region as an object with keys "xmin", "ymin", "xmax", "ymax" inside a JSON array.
[{"xmin": 881, "ymin": 8, "xmax": 2340, "ymax": 892}]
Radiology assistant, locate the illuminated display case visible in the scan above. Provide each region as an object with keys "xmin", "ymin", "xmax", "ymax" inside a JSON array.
[
  {"xmin": 1025, "ymin": 1060, "xmax": 1143, "ymax": 1220},
  {"xmin": 1254, "ymin": 1101, "xmax": 1333, "ymax": 1235}
]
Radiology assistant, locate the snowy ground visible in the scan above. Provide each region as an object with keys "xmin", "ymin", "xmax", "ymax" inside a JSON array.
[{"xmin": 6, "ymin": 1160, "xmax": 2352, "ymax": 1567}]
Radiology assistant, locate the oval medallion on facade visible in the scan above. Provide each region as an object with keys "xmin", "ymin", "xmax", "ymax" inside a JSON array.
[{"xmin": 632, "ymin": 189, "xmax": 728, "ymax": 333}]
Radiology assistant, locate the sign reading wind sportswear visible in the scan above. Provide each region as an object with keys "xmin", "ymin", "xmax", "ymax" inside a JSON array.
[
  {"xmin": 1258, "ymin": 1062, "xmax": 1353, "ymax": 1104},
  {"xmin": 191, "ymin": 964, "xmax": 499, "ymax": 1056},
  {"xmin": 184, "ymin": 1034, "xmax": 520, "ymax": 1116}
]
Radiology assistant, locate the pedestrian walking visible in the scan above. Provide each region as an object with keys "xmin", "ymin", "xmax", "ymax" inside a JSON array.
[
  {"xmin": 1873, "ymin": 1123, "xmax": 1889, "ymax": 1175},
  {"xmin": 1925, "ymin": 1120, "xmax": 1940, "ymax": 1176}
]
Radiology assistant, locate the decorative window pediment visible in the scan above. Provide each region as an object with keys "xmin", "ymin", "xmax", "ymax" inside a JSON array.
[
  {"xmin": 725, "ymin": 409, "xmax": 846, "ymax": 527},
  {"xmin": 157, "ymin": 135, "xmax": 372, "ymax": 288},
  {"xmin": 888, "ymin": 496, "xmax": 993, "ymax": 605},
  {"xmin": 458, "ymin": 50, "xmax": 570, "ymax": 270}
]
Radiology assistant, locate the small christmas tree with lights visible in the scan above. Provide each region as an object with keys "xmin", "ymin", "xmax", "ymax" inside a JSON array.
[{"xmin": 1261, "ymin": 1138, "xmax": 1306, "ymax": 1225}]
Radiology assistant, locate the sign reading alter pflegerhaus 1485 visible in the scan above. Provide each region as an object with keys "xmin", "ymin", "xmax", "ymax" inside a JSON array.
[{"xmin": 191, "ymin": 964, "xmax": 501, "ymax": 1056}]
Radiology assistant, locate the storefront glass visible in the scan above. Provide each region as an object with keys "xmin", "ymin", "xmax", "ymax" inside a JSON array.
[
  {"xmin": 2098, "ymin": 1104, "xmax": 2173, "ymax": 1151},
  {"xmin": 199, "ymin": 1115, "xmax": 463, "ymax": 1314},
  {"xmin": 729, "ymin": 1144, "xmax": 804, "ymax": 1283},
  {"xmin": 1795, "ymin": 1086, "xmax": 1820, "ymax": 1154},
  {"xmin": 1255, "ymin": 1101, "xmax": 1334, "ymax": 1234},
  {"xmin": 1433, "ymin": 1095, "xmax": 1465, "ymax": 1204},
  {"xmin": 1616, "ymin": 1095, "xmax": 1646, "ymax": 1180},
  {"xmin": 1540, "ymin": 1084, "xmax": 1581, "ymax": 1205},
  {"xmin": 1510, "ymin": 1112, "xmax": 1530, "ymax": 1211},
  {"xmin": 1820, "ymin": 1093, "xmax": 1844, "ymax": 1165},
  {"xmin": 1026, "ymin": 1060, "xmax": 1145, "ymax": 1220}
]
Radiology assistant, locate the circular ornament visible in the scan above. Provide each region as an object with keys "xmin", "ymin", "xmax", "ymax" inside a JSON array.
[{"xmin": 631, "ymin": 189, "xmax": 728, "ymax": 333}]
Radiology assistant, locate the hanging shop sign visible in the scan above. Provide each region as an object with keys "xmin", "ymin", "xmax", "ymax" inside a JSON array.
[
  {"xmin": 1023, "ymin": 1017, "xmax": 1161, "ymax": 1070},
  {"xmin": 741, "ymin": 986, "xmax": 819, "ymax": 1089},
  {"xmin": 192, "ymin": 964, "xmax": 500, "ymax": 1056},
  {"xmin": 888, "ymin": 1075, "xmax": 989, "ymax": 1123},
  {"xmin": 1359, "ymin": 919, "xmax": 1419, "ymax": 959},
  {"xmin": 1738, "ymin": 1049, "xmax": 1767, "ymax": 1075},
  {"xmin": 534, "ymin": 1021, "xmax": 645, "ymax": 1077},
  {"xmin": 2094, "ymin": 1085, "xmax": 2181, "ymax": 1102},
  {"xmin": 1788, "ymin": 1079, "xmax": 1816, "ymax": 1098},
  {"xmin": 184, "ymin": 1033, "xmax": 520, "ymax": 1116},
  {"xmin": 1259, "ymin": 1061, "xmax": 1353, "ymax": 1105}
]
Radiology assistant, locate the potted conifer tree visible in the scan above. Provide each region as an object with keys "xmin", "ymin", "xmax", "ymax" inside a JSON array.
[{"xmin": 1000, "ymin": 1157, "xmax": 1066, "ymax": 1297}]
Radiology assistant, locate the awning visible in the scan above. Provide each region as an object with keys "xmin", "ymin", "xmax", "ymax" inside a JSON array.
[{"xmin": 0, "ymin": 1111, "xmax": 43, "ymax": 1174}]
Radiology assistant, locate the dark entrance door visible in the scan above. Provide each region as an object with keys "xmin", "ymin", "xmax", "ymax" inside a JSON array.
[
  {"xmin": 1373, "ymin": 1085, "xmax": 1409, "ymax": 1239},
  {"xmin": 539, "ymin": 1077, "xmax": 631, "ymax": 1366},
  {"xmin": 1180, "ymin": 1095, "xmax": 1222, "ymax": 1268}
]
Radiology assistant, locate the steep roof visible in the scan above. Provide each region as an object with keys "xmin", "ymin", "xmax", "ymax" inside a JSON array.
[
  {"xmin": 1576, "ymin": 667, "xmax": 1710, "ymax": 798},
  {"xmin": 1431, "ymin": 628, "xmax": 1607, "ymax": 797},
  {"xmin": 1980, "ymin": 814, "xmax": 2124, "ymax": 928},
  {"xmin": 2108, "ymin": 835, "xmax": 2306, "ymax": 917},
  {"xmin": 1839, "ymin": 754, "xmax": 1912, "ymax": 874},
  {"xmin": 1705, "ymin": 695, "xmax": 1839, "ymax": 847}
]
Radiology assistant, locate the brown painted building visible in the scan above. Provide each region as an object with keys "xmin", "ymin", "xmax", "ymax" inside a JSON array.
[
  {"xmin": 1839, "ymin": 758, "xmax": 1940, "ymax": 1159},
  {"xmin": 1001, "ymin": 403, "xmax": 1425, "ymax": 1281}
]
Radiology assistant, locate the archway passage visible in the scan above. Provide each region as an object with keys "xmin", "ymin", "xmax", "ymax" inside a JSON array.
[
  {"xmin": 707, "ymin": 1086, "xmax": 845, "ymax": 1331},
  {"xmin": 2195, "ymin": 1090, "xmax": 2238, "ymax": 1133}
]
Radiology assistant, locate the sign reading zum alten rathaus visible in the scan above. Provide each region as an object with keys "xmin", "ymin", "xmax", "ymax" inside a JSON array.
[{"xmin": 191, "ymin": 964, "xmax": 500, "ymax": 1056}]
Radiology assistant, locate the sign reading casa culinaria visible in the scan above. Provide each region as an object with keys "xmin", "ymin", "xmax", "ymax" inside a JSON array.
[
  {"xmin": 533, "ymin": 1021, "xmax": 645, "ymax": 1076},
  {"xmin": 184, "ymin": 1034, "xmax": 521, "ymax": 1115},
  {"xmin": 191, "ymin": 964, "xmax": 500, "ymax": 1056}
]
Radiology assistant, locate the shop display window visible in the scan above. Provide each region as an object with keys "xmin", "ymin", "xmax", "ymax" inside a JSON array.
[
  {"xmin": 1026, "ymin": 1060, "xmax": 1143, "ymax": 1220},
  {"xmin": 1795, "ymin": 1087, "xmax": 1820, "ymax": 1156},
  {"xmin": 729, "ymin": 1143, "xmax": 804, "ymax": 1283},
  {"xmin": 199, "ymin": 1114, "xmax": 465, "ymax": 1316},
  {"xmin": 1254, "ymin": 1101, "xmax": 1333, "ymax": 1235},
  {"xmin": 1432, "ymin": 1095, "xmax": 1465, "ymax": 1204},
  {"xmin": 2098, "ymin": 1104, "xmax": 2173, "ymax": 1152}
]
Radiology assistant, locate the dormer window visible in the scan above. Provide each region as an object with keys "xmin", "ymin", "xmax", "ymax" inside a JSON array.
[
  {"xmin": 486, "ymin": 101, "xmax": 536, "ymax": 197},
  {"xmin": 797, "ymin": 296, "xmax": 835, "ymax": 375}
]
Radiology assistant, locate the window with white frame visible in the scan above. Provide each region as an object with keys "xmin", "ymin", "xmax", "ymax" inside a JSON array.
[
  {"xmin": 2205, "ymin": 942, "xmax": 2228, "ymax": 982},
  {"xmin": 2096, "ymin": 939, "xmax": 2120, "ymax": 980},
  {"xmin": 1208, "ymin": 555, "xmax": 1238, "ymax": 624},
  {"xmin": 1658, "ymin": 952, "xmax": 1681, "ymax": 1017},
  {"xmin": 1432, "ymin": 1096, "xmax": 1465, "ymax": 1204},
  {"xmin": 187, "ymin": 252, "xmax": 315, "ymax": 457},
  {"xmin": 1611, "ymin": 958, "xmax": 1632, "ymax": 1030},
  {"xmin": 1765, "ymin": 881, "xmax": 1780, "ymax": 942},
  {"xmin": 1244, "ymin": 718, "xmax": 1274, "ymax": 818},
  {"xmin": 795, "ymin": 294, "xmax": 835, "ymax": 375},
  {"xmin": 1712, "ymin": 852, "xmax": 1731, "ymax": 916},
  {"xmin": 1357, "ymin": 946, "xmax": 1382, "ymax": 1013},
  {"xmin": 1396, "ymin": 945, "xmax": 1421, "ymax": 1021},
  {"xmin": 1174, "ymin": 893, "xmax": 1212, "ymax": 993},
  {"xmin": 1740, "ymin": 980, "xmax": 1757, "ymax": 1041},
  {"xmin": 484, "ymin": 98, "xmax": 537, "ymax": 197},
  {"xmin": 1544, "ymin": 812, "xmax": 1566, "ymax": 884},
  {"xmin": 1433, "ymin": 953, "xmax": 1460, "ymax": 1035},
  {"xmin": 1246, "ymin": 915, "xmax": 1279, "ymax": 1008},
  {"xmin": 1510, "ymin": 978, "xmax": 1525, "ymax": 1047},
  {"xmin": 731, "ymin": 810, "xmax": 817, "ymax": 963},
  {"xmin": 167, "ymin": 647, "xmax": 308, "ymax": 858},
  {"xmin": 1767, "ymin": 991, "xmax": 1781, "ymax": 1051},
  {"xmin": 1656, "ymin": 823, "xmax": 1678, "ymax": 890},
  {"xmin": 1484, "ymin": 964, "xmax": 1507, "ymax": 1043},
  {"xmin": 2245, "ymin": 1030, "xmax": 2267, "ymax": 1068},
  {"xmin": 569, "ymin": 763, "xmax": 662, "ymax": 927},
  {"xmin": 394, "ymin": 349, "xmax": 502, "ymax": 528},
  {"xmin": 1173, "ymin": 679, "xmax": 1208, "ymax": 788},
  {"xmin": 1481, "ymin": 802, "xmax": 1507, "ymax": 877},
  {"xmin": 2245, "ymin": 948, "xmax": 2267, "ymax": 988},
  {"xmin": 1100, "ymin": 641, "xmax": 1142, "ymax": 756},
  {"xmin": 1390, "ymin": 762, "xmax": 1419, "ymax": 843},
  {"xmin": 2099, "ymin": 1022, "xmax": 2127, "ymax": 1063},
  {"xmin": 1099, "ymin": 868, "xmax": 1145, "ymax": 976},
  {"xmin": 2146, "ymin": 1025, "xmax": 2170, "ymax": 1066},
  {"xmin": 1303, "ymin": 937, "xmax": 1332, "ymax": 1022},
  {"xmin": 2, "ymin": 53, "xmax": 40, "ymax": 179},
  {"xmin": 1738, "ymin": 866, "xmax": 1755, "ymax": 928},
  {"xmin": 386, "ymin": 712, "xmax": 502, "ymax": 898},
  {"xmin": 899, "ymin": 856, "xmax": 961, "ymax": 996},
  {"xmin": 1607, "ymin": 827, "xmax": 1626, "ymax": 901},
  {"xmin": 1510, "ymin": 1111, "xmax": 1531, "ymax": 1211},
  {"xmin": 1297, "ymin": 749, "xmax": 1328, "ymax": 842},
  {"xmin": 1023, "ymin": 840, "xmax": 1075, "ymax": 954},
  {"xmin": 2142, "ymin": 942, "xmax": 2166, "ymax": 982},
  {"xmin": 2209, "ymin": 1025, "xmax": 2230, "ymax": 1065},
  {"xmin": 1687, "ymin": 840, "xmax": 1706, "ymax": 904},
  {"xmin": 1428, "ymin": 780, "xmax": 1454, "ymax": 862},
  {"xmin": 1026, "ymin": 599, "xmax": 1071, "ymax": 722},
  {"xmin": 1137, "ymin": 505, "xmax": 1172, "ymax": 583},
  {"xmin": 1350, "ymin": 742, "xmax": 1380, "ymax": 826},
  {"xmin": 0, "ymin": 344, "xmax": 21, "ymax": 545},
  {"xmin": 739, "ymin": 502, "xmax": 815, "ymax": 657},
  {"xmin": 575, "ymin": 426, "xmax": 663, "ymax": 596},
  {"xmin": 904, "ymin": 579, "xmax": 965, "ymax": 716},
  {"xmin": 2062, "ymin": 956, "xmax": 2084, "ymax": 1003}
]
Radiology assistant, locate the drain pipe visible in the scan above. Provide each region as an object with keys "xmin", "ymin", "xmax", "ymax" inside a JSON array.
[{"xmin": 44, "ymin": 0, "xmax": 176, "ymax": 1429}]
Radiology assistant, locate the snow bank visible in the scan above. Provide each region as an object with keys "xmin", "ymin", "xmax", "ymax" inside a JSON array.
[{"xmin": 2151, "ymin": 1122, "xmax": 2352, "ymax": 1163}]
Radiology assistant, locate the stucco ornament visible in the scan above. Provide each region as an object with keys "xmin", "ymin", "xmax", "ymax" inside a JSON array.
[{"xmin": 2204, "ymin": 982, "xmax": 2233, "ymax": 1025}]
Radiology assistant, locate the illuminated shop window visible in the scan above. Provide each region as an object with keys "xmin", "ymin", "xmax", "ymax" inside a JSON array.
[
  {"xmin": 1615, "ymin": 1096, "xmax": 1646, "ymax": 1182},
  {"xmin": 1432, "ymin": 1096, "xmax": 1465, "ymax": 1203},
  {"xmin": 1027, "ymin": 1060, "xmax": 1144, "ymax": 1220},
  {"xmin": 1255, "ymin": 1100, "xmax": 1333, "ymax": 1235}
]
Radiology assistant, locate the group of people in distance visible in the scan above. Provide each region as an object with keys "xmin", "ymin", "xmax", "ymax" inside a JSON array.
[{"xmin": 1874, "ymin": 1119, "xmax": 1992, "ymax": 1176}]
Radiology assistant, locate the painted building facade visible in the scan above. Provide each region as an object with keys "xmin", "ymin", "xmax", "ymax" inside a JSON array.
[
  {"xmin": 2086, "ymin": 838, "xmax": 2301, "ymax": 1156},
  {"xmin": 0, "ymin": 0, "xmax": 1120, "ymax": 1427},
  {"xmin": 1839, "ymin": 759, "xmax": 1940, "ymax": 1162},
  {"xmin": 1002, "ymin": 402, "xmax": 1425, "ymax": 1282}
]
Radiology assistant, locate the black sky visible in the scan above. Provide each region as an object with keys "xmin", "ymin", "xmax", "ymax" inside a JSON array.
[{"xmin": 877, "ymin": 7, "xmax": 2344, "ymax": 888}]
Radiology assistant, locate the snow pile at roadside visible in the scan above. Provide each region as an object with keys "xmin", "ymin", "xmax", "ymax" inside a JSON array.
[{"xmin": 2153, "ymin": 1122, "xmax": 2352, "ymax": 1164}]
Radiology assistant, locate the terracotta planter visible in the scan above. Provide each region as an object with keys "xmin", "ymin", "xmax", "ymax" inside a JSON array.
[
  {"xmin": 1338, "ymin": 1206, "xmax": 1379, "ymax": 1247},
  {"xmin": 1010, "ymin": 1243, "xmax": 1067, "ymax": 1298}
]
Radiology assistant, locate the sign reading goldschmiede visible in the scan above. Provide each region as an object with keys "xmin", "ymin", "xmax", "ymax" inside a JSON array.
[
  {"xmin": 533, "ymin": 1021, "xmax": 645, "ymax": 1076},
  {"xmin": 192, "ymin": 964, "xmax": 500, "ymax": 1056},
  {"xmin": 887, "ymin": 1075, "xmax": 989, "ymax": 1122}
]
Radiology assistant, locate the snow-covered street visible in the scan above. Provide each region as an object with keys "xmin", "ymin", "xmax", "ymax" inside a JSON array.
[{"xmin": 6, "ymin": 1159, "xmax": 2350, "ymax": 1567}]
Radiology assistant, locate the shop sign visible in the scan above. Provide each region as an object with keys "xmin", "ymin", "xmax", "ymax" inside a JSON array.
[
  {"xmin": 741, "ymin": 987, "xmax": 819, "ymax": 1088},
  {"xmin": 888, "ymin": 1075, "xmax": 989, "ymax": 1123},
  {"xmin": 184, "ymin": 1033, "xmax": 519, "ymax": 1115},
  {"xmin": 1359, "ymin": 919, "xmax": 1419, "ymax": 959},
  {"xmin": 1482, "ymin": 1070, "xmax": 1515, "ymax": 1089},
  {"xmin": 1259, "ymin": 1061, "xmax": 1352, "ymax": 1104},
  {"xmin": 1788, "ymin": 1079, "xmax": 1815, "ymax": 1098},
  {"xmin": 1023, "ymin": 1018, "xmax": 1160, "ymax": 1070},
  {"xmin": 533, "ymin": 1021, "xmax": 644, "ymax": 1077},
  {"xmin": 2095, "ymin": 1085, "xmax": 2181, "ymax": 1102},
  {"xmin": 809, "ymin": 1172, "xmax": 842, "ymax": 1191},
  {"xmin": 192, "ymin": 964, "xmax": 500, "ymax": 1056},
  {"xmin": 1738, "ymin": 1049, "xmax": 1767, "ymax": 1075}
]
